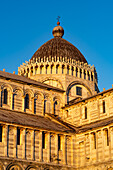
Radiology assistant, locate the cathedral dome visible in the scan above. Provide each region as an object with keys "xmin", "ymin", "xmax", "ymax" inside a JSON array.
[{"xmin": 31, "ymin": 22, "xmax": 87, "ymax": 63}]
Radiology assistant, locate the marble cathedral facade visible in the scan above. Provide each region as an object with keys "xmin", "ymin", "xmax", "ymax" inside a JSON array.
[{"xmin": 0, "ymin": 22, "xmax": 113, "ymax": 170}]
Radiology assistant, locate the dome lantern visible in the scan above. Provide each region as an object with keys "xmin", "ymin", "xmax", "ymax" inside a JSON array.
[{"xmin": 52, "ymin": 21, "xmax": 64, "ymax": 38}]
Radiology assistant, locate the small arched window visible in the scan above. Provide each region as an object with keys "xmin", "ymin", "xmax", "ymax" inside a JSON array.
[
  {"xmin": 0, "ymin": 126, "xmax": 2, "ymax": 142},
  {"xmin": 51, "ymin": 65, "xmax": 53, "ymax": 74},
  {"xmin": 40, "ymin": 66, "xmax": 42, "ymax": 74},
  {"xmin": 85, "ymin": 106, "xmax": 87, "ymax": 119},
  {"xmin": 67, "ymin": 66, "xmax": 69, "ymax": 74},
  {"xmin": 72, "ymin": 66, "xmax": 74, "ymax": 76},
  {"xmin": 56, "ymin": 65, "xmax": 59, "ymax": 74},
  {"xmin": 91, "ymin": 72, "xmax": 93, "ymax": 81},
  {"xmin": 46, "ymin": 65, "xmax": 49, "ymax": 74},
  {"xmin": 31, "ymin": 66, "xmax": 33, "ymax": 76},
  {"xmin": 76, "ymin": 86, "xmax": 82, "ymax": 96},
  {"xmin": 4, "ymin": 89, "xmax": 8, "ymax": 104},
  {"xmin": 17, "ymin": 128, "xmax": 20, "ymax": 145},
  {"xmin": 58, "ymin": 135, "xmax": 62, "ymax": 151},
  {"xmin": 80, "ymin": 69, "xmax": 82, "ymax": 78},
  {"xmin": 88, "ymin": 71, "xmax": 90, "ymax": 80},
  {"xmin": 103, "ymin": 100, "xmax": 106, "ymax": 113},
  {"xmin": 35, "ymin": 65, "xmax": 38, "ymax": 74},
  {"xmin": 25, "ymin": 94, "xmax": 29, "ymax": 109},
  {"xmin": 76, "ymin": 67, "xmax": 78, "ymax": 77},
  {"xmin": 42, "ymin": 131, "xmax": 46, "ymax": 149},
  {"xmin": 44, "ymin": 99, "xmax": 47, "ymax": 114},
  {"xmin": 62, "ymin": 65, "xmax": 65, "ymax": 74},
  {"xmin": 27, "ymin": 68, "xmax": 29, "ymax": 75},
  {"xmin": 84, "ymin": 70, "xmax": 86, "ymax": 79},
  {"xmin": 54, "ymin": 101, "xmax": 58, "ymax": 115}
]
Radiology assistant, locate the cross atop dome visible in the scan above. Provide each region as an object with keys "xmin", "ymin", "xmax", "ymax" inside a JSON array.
[{"xmin": 57, "ymin": 16, "xmax": 60, "ymax": 25}]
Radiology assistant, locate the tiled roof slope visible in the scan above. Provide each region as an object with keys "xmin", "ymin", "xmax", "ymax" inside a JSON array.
[
  {"xmin": 31, "ymin": 37, "xmax": 87, "ymax": 63},
  {"xmin": 0, "ymin": 108, "xmax": 73, "ymax": 133},
  {"xmin": 0, "ymin": 71, "xmax": 64, "ymax": 92},
  {"xmin": 77, "ymin": 116, "xmax": 113, "ymax": 133},
  {"xmin": 0, "ymin": 107, "xmax": 113, "ymax": 133}
]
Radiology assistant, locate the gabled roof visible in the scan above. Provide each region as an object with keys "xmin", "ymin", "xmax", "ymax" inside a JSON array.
[{"xmin": 0, "ymin": 71, "xmax": 64, "ymax": 92}]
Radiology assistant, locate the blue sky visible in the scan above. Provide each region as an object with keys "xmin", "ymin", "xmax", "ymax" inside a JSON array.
[{"xmin": 0, "ymin": 0, "xmax": 113, "ymax": 91}]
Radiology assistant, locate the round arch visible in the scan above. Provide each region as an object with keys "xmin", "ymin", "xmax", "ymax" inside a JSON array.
[
  {"xmin": 6, "ymin": 163, "xmax": 23, "ymax": 170},
  {"xmin": 66, "ymin": 81, "xmax": 93, "ymax": 103},
  {"xmin": 13, "ymin": 86, "xmax": 23, "ymax": 94},
  {"xmin": 43, "ymin": 93, "xmax": 52, "ymax": 101},
  {"xmin": 53, "ymin": 95, "xmax": 61, "ymax": 102},
  {"xmin": 34, "ymin": 91, "xmax": 43, "ymax": 99},
  {"xmin": 42, "ymin": 78, "xmax": 64, "ymax": 89},
  {"xmin": 1, "ymin": 83, "xmax": 13, "ymax": 92},
  {"xmin": 24, "ymin": 89, "xmax": 34, "ymax": 97}
]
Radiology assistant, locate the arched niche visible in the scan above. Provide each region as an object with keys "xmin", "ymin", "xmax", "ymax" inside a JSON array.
[
  {"xmin": 1, "ymin": 83, "xmax": 13, "ymax": 108},
  {"xmin": 66, "ymin": 81, "xmax": 92, "ymax": 103},
  {"xmin": 13, "ymin": 88, "xmax": 23, "ymax": 111},
  {"xmin": 43, "ymin": 94, "xmax": 52, "ymax": 114},
  {"xmin": 34, "ymin": 92, "xmax": 43, "ymax": 115},
  {"xmin": 53, "ymin": 97, "xmax": 61, "ymax": 116}
]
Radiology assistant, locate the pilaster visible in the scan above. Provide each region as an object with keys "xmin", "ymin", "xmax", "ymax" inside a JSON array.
[
  {"xmin": 63, "ymin": 135, "xmax": 66, "ymax": 165},
  {"xmin": 39, "ymin": 131, "xmax": 42, "ymax": 161},
  {"xmin": 32, "ymin": 97, "xmax": 34, "ymax": 113},
  {"xmin": 22, "ymin": 96, "xmax": 25, "ymax": 112},
  {"xmin": 47, "ymin": 132, "xmax": 51, "ymax": 163},
  {"xmin": 4, "ymin": 125, "xmax": 8, "ymax": 157},
  {"xmin": 22, "ymin": 128, "xmax": 26, "ymax": 159},
  {"xmin": 10, "ymin": 92, "xmax": 13, "ymax": 110},
  {"xmin": 55, "ymin": 134, "xmax": 58, "ymax": 164},
  {"xmin": 13, "ymin": 127, "xmax": 17, "ymax": 158},
  {"xmin": 31, "ymin": 130, "xmax": 35, "ymax": 160}
]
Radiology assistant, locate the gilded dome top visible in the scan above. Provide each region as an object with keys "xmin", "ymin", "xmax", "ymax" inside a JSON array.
[{"xmin": 31, "ymin": 23, "xmax": 87, "ymax": 63}]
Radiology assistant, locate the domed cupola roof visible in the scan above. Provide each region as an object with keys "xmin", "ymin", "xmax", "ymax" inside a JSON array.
[{"xmin": 31, "ymin": 22, "xmax": 87, "ymax": 63}]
